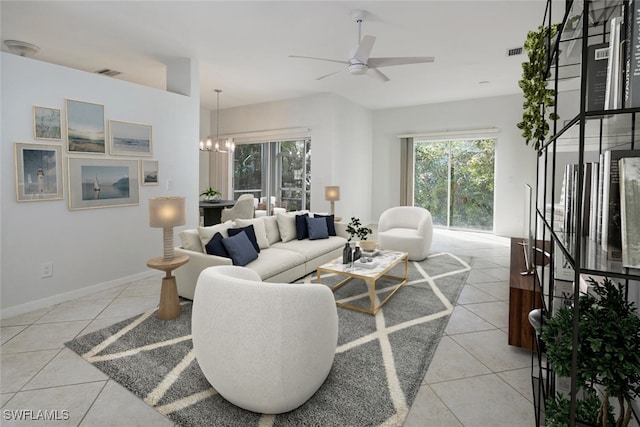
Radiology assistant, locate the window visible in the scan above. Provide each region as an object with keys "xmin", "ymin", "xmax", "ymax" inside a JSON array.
[
  {"xmin": 414, "ymin": 138, "xmax": 495, "ymax": 231},
  {"xmin": 233, "ymin": 139, "xmax": 311, "ymax": 212}
]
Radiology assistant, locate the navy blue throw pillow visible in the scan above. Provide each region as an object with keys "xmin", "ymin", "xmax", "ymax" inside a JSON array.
[
  {"xmin": 295, "ymin": 213, "xmax": 309, "ymax": 240},
  {"xmin": 221, "ymin": 231, "xmax": 259, "ymax": 266},
  {"xmin": 204, "ymin": 232, "xmax": 229, "ymax": 258},
  {"xmin": 228, "ymin": 225, "xmax": 260, "ymax": 253},
  {"xmin": 313, "ymin": 214, "xmax": 336, "ymax": 236},
  {"xmin": 306, "ymin": 216, "xmax": 329, "ymax": 240}
]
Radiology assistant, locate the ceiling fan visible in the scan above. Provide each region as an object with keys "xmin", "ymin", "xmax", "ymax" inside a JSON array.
[{"xmin": 289, "ymin": 9, "xmax": 434, "ymax": 82}]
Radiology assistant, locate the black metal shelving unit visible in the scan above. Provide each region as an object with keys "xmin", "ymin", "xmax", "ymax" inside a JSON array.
[{"xmin": 532, "ymin": 1, "xmax": 640, "ymax": 426}]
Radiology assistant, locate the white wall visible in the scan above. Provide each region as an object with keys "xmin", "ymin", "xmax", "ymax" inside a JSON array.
[
  {"xmin": 216, "ymin": 93, "xmax": 373, "ymax": 223},
  {"xmin": 371, "ymin": 93, "xmax": 538, "ymax": 237},
  {"xmin": 1, "ymin": 53, "xmax": 200, "ymax": 315}
]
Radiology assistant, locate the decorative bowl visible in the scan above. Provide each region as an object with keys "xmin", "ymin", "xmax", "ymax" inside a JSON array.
[{"xmin": 359, "ymin": 240, "xmax": 377, "ymax": 251}]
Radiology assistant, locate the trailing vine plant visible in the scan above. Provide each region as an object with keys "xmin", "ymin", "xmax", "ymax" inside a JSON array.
[{"xmin": 517, "ymin": 24, "xmax": 560, "ymax": 151}]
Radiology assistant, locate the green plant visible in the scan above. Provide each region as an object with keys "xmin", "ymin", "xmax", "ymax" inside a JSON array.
[
  {"xmin": 517, "ymin": 24, "xmax": 560, "ymax": 151},
  {"xmin": 345, "ymin": 217, "xmax": 372, "ymax": 241},
  {"xmin": 545, "ymin": 391, "xmax": 614, "ymax": 427},
  {"xmin": 200, "ymin": 187, "xmax": 221, "ymax": 198},
  {"xmin": 541, "ymin": 277, "xmax": 640, "ymax": 426}
]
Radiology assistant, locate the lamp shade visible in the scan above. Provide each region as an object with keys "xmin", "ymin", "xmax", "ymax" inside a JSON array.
[
  {"xmin": 324, "ymin": 186, "xmax": 340, "ymax": 202},
  {"xmin": 149, "ymin": 197, "xmax": 186, "ymax": 228}
]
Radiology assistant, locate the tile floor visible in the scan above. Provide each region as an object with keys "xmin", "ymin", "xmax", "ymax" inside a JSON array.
[{"xmin": 1, "ymin": 229, "xmax": 538, "ymax": 426}]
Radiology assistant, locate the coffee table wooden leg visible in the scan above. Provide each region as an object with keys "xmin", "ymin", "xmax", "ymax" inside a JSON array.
[
  {"xmin": 368, "ymin": 278, "xmax": 377, "ymax": 314},
  {"xmin": 158, "ymin": 275, "xmax": 181, "ymax": 320}
]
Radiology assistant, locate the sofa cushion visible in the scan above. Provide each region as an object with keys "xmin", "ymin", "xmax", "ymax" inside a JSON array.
[
  {"xmin": 244, "ymin": 247, "xmax": 306, "ymax": 280},
  {"xmin": 180, "ymin": 229, "xmax": 204, "ymax": 252},
  {"xmin": 313, "ymin": 214, "xmax": 336, "ymax": 236},
  {"xmin": 228, "ymin": 225, "xmax": 260, "ymax": 253},
  {"xmin": 296, "ymin": 213, "xmax": 310, "ymax": 240},
  {"xmin": 262, "ymin": 215, "xmax": 281, "ymax": 245},
  {"xmin": 235, "ymin": 218, "xmax": 270, "ymax": 250},
  {"xmin": 277, "ymin": 213, "xmax": 297, "ymax": 243},
  {"xmin": 222, "ymin": 231, "xmax": 259, "ymax": 266},
  {"xmin": 272, "ymin": 235, "xmax": 346, "ymax": 261},
  {"xmin": 204, "ymin": 232, "xmax": 230, "ymax": 258},
  {"xmin": 198, "ymin": 221, "xmax": 233, "ymax": 251},
  {"xmin": 306, "ymin": 216, "xmax": 329, "ymax": 240}
]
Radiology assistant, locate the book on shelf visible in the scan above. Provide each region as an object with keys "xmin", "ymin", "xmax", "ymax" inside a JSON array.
[
  {"xmin": 596, "ymin": 154, "xmax": 606, "ymax": 243},
  {"xmin": 619, "ymin": 157, "xmax": 640, "ymax": 268},
  {"xmin": 601, "ymin": 150, "xmax": 640, "ymax": 258},
  {"xmin": 625, "ymin": 0, "xmax": 640, "ymax": 108},
  {"xmin": 581, "ymin": 162, "xmax": 593, "ymax": 237},
  {"xmin": 589, "ymin": 161, "xmax": 600, "ymax": 239},
  {"xmin": 587, "ymin": 42, "xmax": 610, "ymax": 111},
  {"xmin": 605, "ymin": 16, "xmax": 624, "ymax": 110}
]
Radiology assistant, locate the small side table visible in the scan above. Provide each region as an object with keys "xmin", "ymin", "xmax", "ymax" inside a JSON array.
[{"xmin": 146, "ymin": 255, "xmax": 189, "ymax": 320}]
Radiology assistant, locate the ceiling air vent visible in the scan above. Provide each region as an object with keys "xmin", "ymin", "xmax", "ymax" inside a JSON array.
[
  {"xmin": 95, "ymin": 68, "xmax": 122, "ymax": 77},
  {"xmin": 507, "ymin": 47, "xmax": 524, "ymax": 57}
]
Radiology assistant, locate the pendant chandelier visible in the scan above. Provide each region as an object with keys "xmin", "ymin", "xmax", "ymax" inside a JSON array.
[{"xmin": 199, "ymin": 89, "xmax": 235, "ymax": 153}]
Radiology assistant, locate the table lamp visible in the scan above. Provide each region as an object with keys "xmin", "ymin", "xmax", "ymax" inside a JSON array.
[
  {"xmin": 149, "ymin": 196, "xmax": 186, "ymax": 261},
  {"xmin": 324, "ymin": 186, "xmax": 340, "ymax": 216}
]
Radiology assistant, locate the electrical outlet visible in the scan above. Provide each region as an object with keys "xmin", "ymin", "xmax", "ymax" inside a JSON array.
[{"xmin": 41, "ymin": 262, "xmax": 53, "ymax": 278}]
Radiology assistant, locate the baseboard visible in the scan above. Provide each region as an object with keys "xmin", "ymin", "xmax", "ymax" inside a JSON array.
[{"xmin": 0, "ymin": 270, "xmax": 160, "ymax": 320}]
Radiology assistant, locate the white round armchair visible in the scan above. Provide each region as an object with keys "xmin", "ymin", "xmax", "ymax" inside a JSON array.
[
  {"xmin": 192, "ymin": 265, "xmax": 338, "ymax": 414},
  {"xmin": 378, "ymin": 206, "xmax": 433, "ymax": 261}
]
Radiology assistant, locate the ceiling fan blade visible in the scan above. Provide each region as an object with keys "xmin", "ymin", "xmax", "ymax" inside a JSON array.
[
  {"xmin": 368, "ymin": 57, "xmax": 435, "ymax": 68},
  {"xmin": 316, "ymin": 70, "xmax": 342, "ymax": 80},
  {"xmin": 369, "ymin": 68, "xmax": 390, "ymax": 82},
  {"xmin": 353, "ymin": 35, "xmax": 376, "ymax": 64},
  {"xmin": 289, "ymin": 55, "xmax": 349, "ymax": 65}
]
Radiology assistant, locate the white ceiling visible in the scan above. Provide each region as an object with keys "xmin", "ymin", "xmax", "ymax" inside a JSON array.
[{"xmin": 1, "ymin": 1, "xmax": 548, "ymax": 111}]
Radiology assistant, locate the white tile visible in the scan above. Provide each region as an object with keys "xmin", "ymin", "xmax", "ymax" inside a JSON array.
[
  {"xmin": 0, "ymin": 321, "xmax": 90, "ymax": 354},
  {"xmin": 472, "ymin": 280, "xmax": 510, "ymax": 301},
  {"xmin": 2, "ymin": 382, "xmax": 105, "ymax": 427},
  {"xmin": 1, "ymin": 307, "xmax": 53, "ymax": 327},
  {"xmin": 119, "ymin": 278, "xmax": 162, "ymax": 297},
  {"xmin": 498, "ymin": 367, "xmax": 535, "ymax": 404},
  {"xmin": 431, "ymin": 374, "xmax": 535, "ymax": 427},
  {"xmin": 35, "ymin": 298, "xmax": 113, "ymax": 323},
  {"xmin": 74, "ymin": 285, "xmax": 125, "ymax": 301},
  {"xmin": 424, "ymin": 336, "xmax": 491, "ymax": 384},
  {"xmin": 471, "ymin": 258, "xmax": 505, "ymax": 269},
  {"xmin": 1, "ymin": 350, "xmax": 59, "ymax": 392},
  {"xmin": 444, "ymin": 306, "xmax": 495, "ymax": 335},
  {"xmin": 405, "ymin": 384, "xmax": 462, "ymax": 427},
  {"xmin": 1, "ymin": 393, "xmax": 15, "ymax": 407},
  {"xmin": 464, "ymin": 301, "xmax": 509, "ymax": 329},
  {"xmin": 466, "ymin": 269, "xmax": 504, "ymax": 284},
  {"xmin": 23, "ymin": 348, "xmax": 107, "ymax": 390},
  {"xmin": 1, "ymin": 326, "xmax": 28, "ymax": 344},
  {"xmin": 456, "ymin": 285, "xmax": 497, "ymax": 305},
  {"xmin": 484, "ymin": 256, "xmax": 511, "ymax": 268},
  {"xmin": 80, "ymin": 380, "xmax": 174, "ymax": 427},
  {"xmin": 482, "ymin": 267, "xmax": 510, "ymax": 281},
  {"xmin": 96, "ymin": 296, "xmax": 159, "ymax": 319},
  {"xmin": 451, "ymin": 329, "xmax": 532, "ymax": 373}
]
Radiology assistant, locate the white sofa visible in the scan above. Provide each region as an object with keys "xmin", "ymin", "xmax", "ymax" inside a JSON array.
[
  {"xmin": 192, "ymin": 265, "xmax": 338, "ymax": 413},
  {"xmin": 175, "ymin": 212, "xmax": 348, "ymax": 299}
]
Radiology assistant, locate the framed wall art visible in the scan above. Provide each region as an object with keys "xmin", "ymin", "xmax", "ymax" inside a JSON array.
[
  {"xmin": 109, "ymin": 120, "xmax": 152, "ymax": 156},
  {"xmin": 141, "ymin": 159, "xmax": 159, "ymax": 185},
  {"xmin": 65, "ymin": 99, "xmax": 105, "ymax": 154},
  {"xmin": 14, "ymin": 142, "xmax": 64, "ymax": 202},
  {"xmin": 33, "ymin": 106, "xmax": 62, "ymax": 140},
  {"xmin": 68, "ymin": 157, "xmax": 139, "ymax": 210}
]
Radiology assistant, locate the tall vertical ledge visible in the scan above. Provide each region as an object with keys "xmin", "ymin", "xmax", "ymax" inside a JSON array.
[{"xmin": 166, "ymin": 58, "xmax": 196, "ymax": 97}]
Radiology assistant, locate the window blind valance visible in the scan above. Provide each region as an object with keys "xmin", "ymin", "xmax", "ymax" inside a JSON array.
[
  {"xmin": 397, "ymin": 127, "xmax": 500, "ymax": 141},
  {"xmin": 220, "ymin": 126, "xmax": 311, "ymax": 145}
]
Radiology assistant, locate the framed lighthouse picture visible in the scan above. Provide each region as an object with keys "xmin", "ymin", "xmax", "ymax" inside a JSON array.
[{"xmin": 14, "ymin": 142, "xmax": 63, "ymax": 202}]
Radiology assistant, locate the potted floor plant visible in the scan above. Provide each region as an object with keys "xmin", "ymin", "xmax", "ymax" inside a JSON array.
[{"xmin": 541, "ymin": 277, "xmax": 640, "ymax": 427}]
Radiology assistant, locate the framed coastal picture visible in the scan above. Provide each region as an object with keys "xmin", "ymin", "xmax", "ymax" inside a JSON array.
[
  {"xmin": 65, "ymin": 99, "xmax": 105, "ymax": 154},
  {"xmin": 68, "ymin": 157, "xmax": 139, "ymax": 210},
  {"xmin": 109, "ymin": 120, "xmax": 152, "ymax": 156},
  {"xmin": 141, "ymin": 159, "xmax": 159, "ymax": 185},
  {"xmin": 14, "ymin": 142, "xmax": 64, "ymax": 202},
  {"xmin": 33, "ymin": 106, "xmax": 62, "ymax": 140}
]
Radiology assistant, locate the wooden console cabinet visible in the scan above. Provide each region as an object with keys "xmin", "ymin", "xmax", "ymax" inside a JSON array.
[{"xmin": 508, "ymin": 237, "xmax": 541, "ymax": 351}]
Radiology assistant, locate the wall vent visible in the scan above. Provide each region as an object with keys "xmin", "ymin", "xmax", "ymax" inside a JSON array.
[
  {"xmin": 507, "ymin": 47, "xmax": 524, "ymax": 57},
  {"xmin": 95, "ymin": 68, "xmax": 122, "ymax": 77}
]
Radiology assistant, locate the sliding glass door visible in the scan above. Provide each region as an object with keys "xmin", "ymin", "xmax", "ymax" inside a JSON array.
[{"xmin": 414, "ymin": 138, "xmax": 495, "ymax": 231}]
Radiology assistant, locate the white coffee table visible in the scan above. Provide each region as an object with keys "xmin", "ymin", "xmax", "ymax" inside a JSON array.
[{"xmin": 316, "ymin": 250, "xmax": 409, "ymax": 315}]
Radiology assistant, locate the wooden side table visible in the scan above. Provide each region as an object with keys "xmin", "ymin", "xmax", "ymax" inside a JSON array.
[{"xmin": 146, "ymin": 255, "xmax": 189, "ymax": 320}]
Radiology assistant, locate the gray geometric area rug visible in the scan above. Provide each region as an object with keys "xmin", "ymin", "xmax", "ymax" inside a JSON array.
[{"xmin": 65, "ymin": 252, "xmax": 472, "ymax": 427}]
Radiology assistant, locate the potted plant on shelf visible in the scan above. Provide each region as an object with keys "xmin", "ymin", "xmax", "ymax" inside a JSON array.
[
  {"xmin": 346, "ymin": 217, "xmax": 376, "ymax": 250},
  {"xmin": 200, "ymin": 187, "xmax": 221, "ymax": 201},
  {"xmin": 541, "ymin": 277, "xmax": 640, "ymax": 427},
  {"xmin": 517, "ymin": 24, "xmax": 560, "ymax": 152}
]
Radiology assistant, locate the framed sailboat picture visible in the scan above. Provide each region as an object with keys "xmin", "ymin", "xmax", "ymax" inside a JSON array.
[
  {"xmin": 14, "ymin": 142, "xmax": 64, "ymax": 202},
  {"xmin": 67, "ymin": 157, "xmax": 139, "ymax": 210}
]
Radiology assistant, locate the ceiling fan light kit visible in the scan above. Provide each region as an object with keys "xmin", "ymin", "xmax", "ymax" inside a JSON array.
[{"xmin": 289, "ymin": 9, "xmax": 434, "ymax": 82}]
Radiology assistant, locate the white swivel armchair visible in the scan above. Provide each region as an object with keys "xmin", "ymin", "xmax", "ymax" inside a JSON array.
[
  {"xmin": 220, "ymin": 194, "xmax": 255, "ymax": 222},
  {"xmin": 192, "ymin": 265, "xmax": 338, "ymax": 414},
  {"xmin": 378, "ymin": 206, "xmax": 433, "ymax": 261}
]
